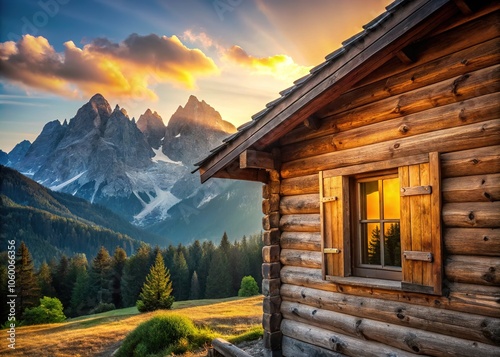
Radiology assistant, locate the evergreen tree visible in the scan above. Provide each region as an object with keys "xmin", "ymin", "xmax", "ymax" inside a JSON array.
[
  {"xmin": 136, "ymin": 251, "xmax": 174, "ymax": 312},
  {"xmin": 187, "ymin": 240, "xmax": 203, "ymax": 275},
  {"xmin": 121, "ymin": 244, "xmax": 151, "ymax": 307},
  {"xmin": 384, "ymin": 223, "xmax": 401, "ymax": 267},
  {"xmin": 189, "ymin": 271, "xmax": 200, "ymax": 300},
  {"xmin": 53, "ymin": 255, "xmax": 71, "ymax": 309},
  {"xmin": 16, "ymin": 242, "xmax": 40, "ymax": 316},
  {"xmin": 198, "ymin": 241, "xmax": 215, "ymax": 299},
  {"xmin": 111, "ymin": 247, "xmax": 127, "ymax": 308},
  {"xmin": 205, "ymin": 250, "xmax": 232, "ymax": 298},
  {"xmin": 89, "ymin": 246, "xmax": 113, "ymax": 305},
  {"xmin": 37, "ymin": 262, "xmax": 56, "ymax": 298},
  {"xmin": 368, "ymin": 225, "xmax": 381, "ymax": 265},
  {"xmin": 172, "ymin": 251, "xmax": 190, "ymax": 301},
  {"xmin": 219, "ymin": 232, "xmax": 231, "ymax": 256},
  {"xmin": 70, "ymin": 268, "xmax": 90, "ymax": 316}
]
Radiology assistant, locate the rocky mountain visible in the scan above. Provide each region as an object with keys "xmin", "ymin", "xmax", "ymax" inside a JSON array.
[
  {"xmin": 6, "ymin": 94, "xmax": 262, "ymax": 244},
  {"xmin": 162, "ymin": 95, "xmax": 236, "ymax": 165},
  {"xmin": 6, "ymin": 140, "xmax": 31, "ymax": 166},
  {"xmin": 136, "ymin": 109, "xmax": 166, "ymax": 149},
  {"xmin": 0, "ymin": 150, "xmax": 7, "ymax": 165}
]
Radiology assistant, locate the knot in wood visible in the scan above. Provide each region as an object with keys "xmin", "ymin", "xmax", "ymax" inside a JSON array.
[
  {"xmin": 458, "ymin": 108, "xmax": 467, "ymax": 121},
  {"xmin": 461, "ymin": 59, "xmax": 469, "ymax": 65},
  {"xmin": 404, "ymin": 333, "xmax": 421, "ymax": 353},
  {"xmin": 471, "ymin": 158, "xmax": 479, "ymax": 165},
  {"xmin": 468, "ymin": 211, "xmax": 475, "ymax": 221},
  {"xmin": 399, "ymin": 124, "xmax": 410, "ymax": 133},
  {"xmin": 394, "ymin": 143, "xmax": 400, "ymax": 149}
]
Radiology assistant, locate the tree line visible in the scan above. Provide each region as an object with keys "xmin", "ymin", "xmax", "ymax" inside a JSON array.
[{"xmin": 0, "ymin": 232, "xmax": 263, "ymax": 323}]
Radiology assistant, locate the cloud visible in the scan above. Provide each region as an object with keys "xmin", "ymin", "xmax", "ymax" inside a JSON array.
[
  {"xmin": 0, "ymin": 34, "xmax": 219, "ymax": 100},
  {"xmin": 224, "ymin": 45, "xmax": 311, "ymax": 81}
]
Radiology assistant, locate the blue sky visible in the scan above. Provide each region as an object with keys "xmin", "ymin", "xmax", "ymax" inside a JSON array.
[{"xmin": 0, "ymin": 0, "xmax": 390, "ymax": 152}]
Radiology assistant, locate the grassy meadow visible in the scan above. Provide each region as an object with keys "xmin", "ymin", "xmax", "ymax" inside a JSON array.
[{"xmin": 0, "ymin": 296, "xmax": 263, "ymax": 357}]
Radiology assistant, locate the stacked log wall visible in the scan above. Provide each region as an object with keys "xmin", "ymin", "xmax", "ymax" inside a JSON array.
[{"xmin": 276, "ymin": 5, "xmax": 500, "ymax": 356}]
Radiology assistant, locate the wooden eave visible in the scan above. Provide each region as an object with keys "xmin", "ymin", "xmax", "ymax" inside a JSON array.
[{"xmin": 197, "ymin": 0, "xmax": 460, "ymax": 183}]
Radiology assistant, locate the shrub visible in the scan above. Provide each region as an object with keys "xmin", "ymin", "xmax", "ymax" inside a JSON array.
[
  {"xmin": 90, "ymin": 302, "xmax": 115, "ymax": 314},
  {"xmin": 22, "ymin": 296, "xmax": 66, "ymax": 325},
  {"xmin": 238, "ymin": 276, "xmax": 259, "ymax": 297},
  {"xmin": 116, "ymin": 314, "xmax": 212, "ymax": 357}
]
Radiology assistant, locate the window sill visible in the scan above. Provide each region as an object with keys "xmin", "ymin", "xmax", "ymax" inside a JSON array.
[{"xmin": 325, "ymin": 275, "xmax": 402, "ymax": 291}]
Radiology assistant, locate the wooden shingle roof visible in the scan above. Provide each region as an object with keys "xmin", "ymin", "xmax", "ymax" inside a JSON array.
[{"xmin": 195, "ymin": 0, "xmax": 465, "ymax": 183}]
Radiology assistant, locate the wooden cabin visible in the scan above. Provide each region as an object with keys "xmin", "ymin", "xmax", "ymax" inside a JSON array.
[{"xmin": 196, "ymin": 0, "xmax": 500, "ymax": 356}]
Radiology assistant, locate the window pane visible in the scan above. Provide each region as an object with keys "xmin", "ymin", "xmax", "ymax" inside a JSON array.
[
  {"xmin": 361, "ymin": 223, "xmax": 381, "ymax": 265},
  {"xmin": 383, "ymin": 178, "xmax": 400, "ymax": 219},
  {"xmin": 384, "ymin": 222, "xmax": 401, "ymax": 267},
  {"xmin": 361, "ymin": 181, "xmax": 379, "ymax": 219}
]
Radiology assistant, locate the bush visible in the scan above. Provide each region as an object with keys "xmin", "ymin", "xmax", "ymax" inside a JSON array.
[
  {"xmin": 22, "ymin": 297, "xmax": 66, "ymax": 325},
  {"xmin": 90, "ymin": 302, "xmax": 115, "ymax": 314},
  {"xmin": 116, "ymin": 314, "xmax": 212, "ymax": 357},
  {"xmin": 238, "ymin": 276, "xmax": 259, "ymax": 297}
]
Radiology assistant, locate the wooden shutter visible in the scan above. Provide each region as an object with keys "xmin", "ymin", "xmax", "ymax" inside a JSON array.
[
  {"xmin": 320, "ymin": 172, "xmax": 350, "ymax": 279},
  {"xmin": 399, "ymin": 152, "xmax": 442, "ymax": 295}
]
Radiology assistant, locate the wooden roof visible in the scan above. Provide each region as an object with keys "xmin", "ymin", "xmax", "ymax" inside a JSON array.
[{"xmin": 195, "ymin": 0, "xmax": 469, "ymax": 183}]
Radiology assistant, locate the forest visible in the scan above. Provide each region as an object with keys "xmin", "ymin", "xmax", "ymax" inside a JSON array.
[{"xmin": 0, "ymin": 232, "xmax": 263, "ymax": 323}]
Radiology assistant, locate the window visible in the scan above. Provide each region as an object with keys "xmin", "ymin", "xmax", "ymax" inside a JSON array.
[
  {"xmin": 320, "ymin": 153, "xmax": 443, "ymax": 295},
  {"xmin": 353, "ymin": 174, "xmax": 401, "ymax": 280}
]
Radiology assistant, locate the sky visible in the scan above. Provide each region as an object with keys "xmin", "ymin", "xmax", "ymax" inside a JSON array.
[{"xmin": 0, "ymin": 0, "xmax": 391, "ymax": 152}]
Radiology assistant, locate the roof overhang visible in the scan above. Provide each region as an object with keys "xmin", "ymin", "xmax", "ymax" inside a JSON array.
[{"xmin": 197, "ymin": 0, "xmax": 463, "ymax": 184}]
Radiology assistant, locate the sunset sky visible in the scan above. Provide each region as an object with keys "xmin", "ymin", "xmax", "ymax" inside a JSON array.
[{"xmin": 0, "ymin": 0, "xmax": 390, "ymax": 152}]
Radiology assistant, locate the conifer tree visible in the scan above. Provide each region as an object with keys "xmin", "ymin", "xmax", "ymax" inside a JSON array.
[
  {"xmin": 89, "ymin": 246, "xmax": 113, "ymax": 305},
  {"xmin": 205, "ymin": 250, "xmax": 232, "ymax": 298},
  {"xmin": 136, "ymin": 251, "xmax": 174, "ymax": 312},
  {"xmin": 172, "ymin": 250, "xmax": 189, "ymax": 301},
  {"xmin": 70, "ymin": 269, "xmax": 90, "ymax": 316},
  {"xmin": 189, "ymin": 271, "xmax": 200, "ymax": 300},
  {"xmin": 111, "ymin": 247, "xmax": 127, "ymax": 308},
  {"xmin": 53, "ymin": 255, "xmax": 71, "ymax": 309},
  {"xmin": 121, "ymin": 244, "xmax": 151, "ymax": 307},
  {"xmin": 37, "ymin": 261, "xmax": 56, "ymax": 297},
  {"xmin": 16, "ymin": 242, "xmax": 40, "ymax": 316}
]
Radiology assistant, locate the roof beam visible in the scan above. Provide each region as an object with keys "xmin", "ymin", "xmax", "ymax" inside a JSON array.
[
  {"xmin": 240, "ymin": 149, "xmax": 275, "ymax": 170},
  {"xmin": 303, "ymin": 115, "xmax": 321, "ymax": 130}
]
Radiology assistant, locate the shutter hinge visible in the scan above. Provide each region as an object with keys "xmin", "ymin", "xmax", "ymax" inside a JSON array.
[
  {"xmin": 324, "ymin": 248, "xmax": 340, "ymax": 254},
  {"xmin": 321, "ymin": 196, "xmax": 338, "ymax": 202},
  {"xmin": 400, "ymin": 185, "xmax": 432, "ymax": 196},
  {"xmin": 403, "ymin": 251, "xmax": 433, "ymax": 262}
]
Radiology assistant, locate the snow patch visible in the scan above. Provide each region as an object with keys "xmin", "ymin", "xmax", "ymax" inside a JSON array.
[
  {"xmin": 133, "ymin": 187, "xmax": 181, "ymax": 222},
  {"xmin": 151, "ymin": 147, "xmax": 182, "ymax": 165},
  {"xmin": 49, "ymin": 171, "xmax": 86, "ymax": 191},
  {"xmin": 175, "ymin": 133, "xmax": 181, "ymax": 138},
  {"xmin": 197, "ymin": 192, "xmax": 217, "ymax": 208}
]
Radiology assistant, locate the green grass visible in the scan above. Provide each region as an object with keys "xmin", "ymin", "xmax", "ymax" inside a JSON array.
[{"xmin": 1, "ymin": 295, "xmax": 264, "ymax": 357}]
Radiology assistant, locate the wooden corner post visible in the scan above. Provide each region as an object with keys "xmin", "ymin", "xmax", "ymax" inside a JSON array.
[{"xmin": 261, "ymin": 148, "xmax": 282, "ymax": 357}]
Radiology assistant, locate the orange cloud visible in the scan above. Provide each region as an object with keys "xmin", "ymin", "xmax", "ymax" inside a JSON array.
[
  {"xmin": 0, "ymin": 34, "xmax": 219, "ymax": 100},
  {"xmin": 224, "ymin": 45, "xmax": 311, "ymax": 81}
]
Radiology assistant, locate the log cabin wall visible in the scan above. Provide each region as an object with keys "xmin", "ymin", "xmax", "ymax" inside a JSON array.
[{"xmin": 275, "ymin": 5, "xmax": 500, "ymax": 357}]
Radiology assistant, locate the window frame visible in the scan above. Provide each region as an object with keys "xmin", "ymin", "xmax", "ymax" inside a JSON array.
[
  {"xmin": 320, "ymin": 153, "xmax": 443, "ymax": 295},
  {"xmin": 352, "ymin": 171, "xmax": 402, "ymax": 281}
]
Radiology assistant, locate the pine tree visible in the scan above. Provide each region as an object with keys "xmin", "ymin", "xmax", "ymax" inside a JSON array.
[
  {"xmin": 70, "ymin": 269, "xmax": 90, "ymax": 316},
  {"xmin": 89, "ymin": 246, "xmax": 113, "ymax": 306},
  {"xmin": 368, "ymin": 225, "xmax": 381, "ymax": 265},
  {"xmin": 111, "ymin": 247, "xmax": 127, "ymax": 308},
  {"xmin": 187, "ymin": 240, "xmax": 203, "ymax": 275},
  {"xmin": 172, "ymin": 250, "xmax": 190, "ymax": 301},
  {"xmin": 121, "ymin": 244, "xmax": 151, "ymax": 307},
  {"xmin": 198, "ymin": 241, "xmax": 215, "ymax": 299},
  {"xmin": 189, "ymin": 271, "xmax": 200, "ymax": 300},
  {"xmin": 37, "ymin": 262, "xmax": 56, "ymax": 298},
  {"xmin": 53, "ymin": 255, "xmax": 71, "ymax": 309},
  {"xmin": 205, "ymin": 250, "xmax": 232, "ymax": 299},
  {"xmin": 136, "ymin": 251, "xmax": 174, "ymax": 312},
  {"xmin": 16, "ymin": 242, "xmax": 40, "ymax": 316}
]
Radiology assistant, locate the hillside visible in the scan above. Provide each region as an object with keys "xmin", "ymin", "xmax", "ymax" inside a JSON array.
[
  {"xmin": 0, "ymin": 166, "xmax": 168, "ymax": 262},
  {"xmin": 0, "ymin": 296, "xmax": 263, "ymax": 357}
]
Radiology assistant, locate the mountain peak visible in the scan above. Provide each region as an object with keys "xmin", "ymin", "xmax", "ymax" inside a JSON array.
[
  {"xmin": 89, "ymin": 93, "xmax": 107, "ymax": 105},
  {"xmin": 137, "ymin": 108, "xmax": 166, "ymax": 149}
]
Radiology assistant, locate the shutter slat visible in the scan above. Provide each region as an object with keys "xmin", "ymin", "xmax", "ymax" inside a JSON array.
[{"xmin": 399, "ymin": 152, "xmax": 442, "ymax": 295}]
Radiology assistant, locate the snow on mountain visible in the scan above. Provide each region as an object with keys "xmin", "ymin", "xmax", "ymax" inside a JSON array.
[{"xmin": 6, "ymin": 94, "xmax": 262, "ymax": 243}]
